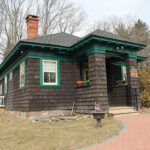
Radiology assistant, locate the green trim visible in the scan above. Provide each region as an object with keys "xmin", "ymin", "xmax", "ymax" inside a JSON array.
[
  {"xmin": 40, "ymin": 58, "xmax": 60, "ymax": 88},
  {"xmin": 21, "ymin": 41, "xmax": 71, "ymax": 51},
  {"xmin": 74, "ymin": 84, "xmax": 91, "ymax": 88},
  {"xmin": 72, "ymin": 36, "xmax": 145, "ymax": 50},
  {"xmin": 0, "ymin": 52, "xmax": 28, "ymax": 80},
  {"xmin": 0, "ymin": 35, "xmax": 146, "ymax": 74},
  {"xmin": 137, "ymin": 56, "xmax": 148, "ymax": 62},
  {"xmin": 19, "ymin": 61, "xmax": 26, "ymax": 90},
  {"xmin": 87, "ymin": 49, "xmax": 106, "ymax": 56}
]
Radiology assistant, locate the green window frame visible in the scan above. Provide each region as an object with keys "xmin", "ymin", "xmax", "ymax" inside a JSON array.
[
  {"xmin": 40, "ymin": 58, "xmax": 60, "ymax": 88},
  {"xmin": 4, "ymin": 76, "xmax": 7, "ymax": 94},
  {"xmin": 0, "ymin": 83, "xmax": 2, "ymax": 95},
  {"xmin": 19, "ymin": 61, "xmax": 26, "ymax": 89},
  {"xmin": 9, "ymin": 71, "xmax": 13, "ymax": 81}
]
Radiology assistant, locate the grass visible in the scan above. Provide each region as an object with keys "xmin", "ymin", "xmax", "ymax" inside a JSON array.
[
  {"xmin": 141, "ymin": 107, "xmax": 150, "ymax": 113},
  {"xmin": 0, "ymin": 114, "xmax": 122, "ymax": 150}
]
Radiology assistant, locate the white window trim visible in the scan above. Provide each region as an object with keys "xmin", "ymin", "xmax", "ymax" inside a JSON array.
[
  {"xmin": 9, "ymin": 72, "xmax": 12, "ymax": 81},
  {"xmin": 0, "ymin": 83, "xmax": 2, "ymax": 95},
  {"xmin": 43, "ymin": 60, "xmax": 58, "ymax": 85},
  {"xmin": 4, "ymin": 76, "xmax": 7, "ymax": 94},
  {"xmin": 20, "ymin": 62, "xmax": 25, "ymax": 87},
  {"xmin": 122, "ymin": 66, "xmax": 127, "ymax": 81}
]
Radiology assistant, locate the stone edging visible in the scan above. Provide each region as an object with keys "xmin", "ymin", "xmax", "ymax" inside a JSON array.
[{"xmin": 77, "ymin": 118, "xmax": 128, "ymax": 150}]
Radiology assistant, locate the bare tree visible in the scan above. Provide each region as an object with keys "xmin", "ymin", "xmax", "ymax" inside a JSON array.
[
  {"xmin": 0, "ymin": 0, "xmax": 87, "ymax": 59},
  {"xmin": 37, "ymin": 0, "xmax": 86, "ymax": 36},
  {"xmin": 57, "ymin": 4, "xmax": 86, "ymax": 34},
  {"xmin": 88, "ymin": 15, "xmax": 136, "ymax": 38},
  {"xmin": 0, "ymin": 0, "xmax": 34, "ymax": 59}
]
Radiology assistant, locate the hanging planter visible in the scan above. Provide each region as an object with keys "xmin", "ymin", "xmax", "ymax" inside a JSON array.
[{"xmin": 76, "ymin": 81, "xmax": 83, "ymax": 86}]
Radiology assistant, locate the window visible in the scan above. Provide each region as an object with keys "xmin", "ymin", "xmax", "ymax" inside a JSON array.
[
  {"xmin": 20, "ymin": 62, "xmax": 25, "ymax": 87},
  {"xmin": 43, "ymin": 60, "xmax": 57, "ymax": 85},
  {"xmin": 4, "ymin": 76, "xmax": 7, "ymax": 94},
  {"xmin": 122, "ymin": 66, "xmax": 127, "ymax": 81},
  {"xmin": 81, "ymin": 60, "xmax": 89, "ymax": 82},
  {"xmin": 0, "ymin": 83, "xmax": 2, "ymax": 95},
  {"xmin": 84, "ymin": 68, "xmax": 89, "ymax": 82},
  {"xmin": 9, "ymin": 72, "xmax": 13, "ymax": 81}
]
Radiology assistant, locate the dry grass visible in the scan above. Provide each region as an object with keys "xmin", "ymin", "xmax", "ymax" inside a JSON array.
[
  {"xmin": 141, "ymin": 107, "xmax": 150, "ymax": 113},
  {"xmin": 0, "ymin": 114, "xmax": 122, "ymax": 150}
]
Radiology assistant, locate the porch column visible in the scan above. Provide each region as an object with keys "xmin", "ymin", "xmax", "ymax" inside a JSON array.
[
  {"xmin": 88, "ymin": 53, "xmax": 109, "ymax": 113},
  {"xmin": 126, "ymin": 57, "xmax": 140, "ymax": 110}
]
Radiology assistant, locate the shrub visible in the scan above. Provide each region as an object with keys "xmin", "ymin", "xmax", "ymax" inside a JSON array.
[{"xmin": 138, "ymin": 66, "xmax": 150, "ymax": 107}]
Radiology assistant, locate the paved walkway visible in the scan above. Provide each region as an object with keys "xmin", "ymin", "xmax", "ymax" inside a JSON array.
[{"xmin": 87, "ymin": 114, "xmax": 150, "ymax": 150}]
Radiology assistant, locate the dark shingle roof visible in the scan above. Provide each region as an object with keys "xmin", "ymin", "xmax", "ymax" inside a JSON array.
[
  {"xmin": 73, "ymin": 29, "xmax": 142, "ymax": 46},
  {"xmin": 21, "ymin": 32, "xmax": 81, "ymax": 47},
  {"xmin": 21, "ymin": 29, "xmax": 145, "ymax": 47}
]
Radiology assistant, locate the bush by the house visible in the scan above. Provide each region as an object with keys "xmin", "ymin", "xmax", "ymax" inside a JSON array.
[{"xmin": 139, "ymin": 66, "xmax": 150, "ymax": 107}]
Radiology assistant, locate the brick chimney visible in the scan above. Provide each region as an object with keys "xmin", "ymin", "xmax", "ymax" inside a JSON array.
[{"xmin": 26, "ymin": 15, "xmax": 39, "ymax": 39}]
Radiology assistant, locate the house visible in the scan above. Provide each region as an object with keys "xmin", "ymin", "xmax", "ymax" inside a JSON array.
[{"xmin": 0, "ymin": 15, "xmax": 147, "ymax": 117}]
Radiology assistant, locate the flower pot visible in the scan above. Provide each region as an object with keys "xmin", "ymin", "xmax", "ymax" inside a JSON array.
[{"xmin": 76, "ymin": 81, "xmax": 83, "ymax": 86}]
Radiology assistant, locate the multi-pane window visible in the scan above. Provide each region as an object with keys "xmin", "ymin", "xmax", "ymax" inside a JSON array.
[
  {"xmin": 4, "ymin": 76, "xmax": 7, "ymax": 94},
  {"xmin": 43, "ymin": 60, "xmax": 57, "ymax": 85},
  {"xmin": 0, "ymin": 83, "xmax": 2, "ymax": 95},
  {"xmin": 9, "ymin": 72, "xmax": 12, "ymax": 81},
  {"xmin": 20, "ymin": 62, "xmax": 25, "ymax": 87}
]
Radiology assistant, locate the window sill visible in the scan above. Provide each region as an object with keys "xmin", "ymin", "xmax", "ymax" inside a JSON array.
[
  {"xmin": 74, "ymin": 84, "xmax": 91, "ymax": 88},
  {"xmin": 40, "ymin": 85, "xmax": 60, "ymax": 88},
  {"xmin": 19, "ymin": 86, "xmax": 25, "ymax": 90}
]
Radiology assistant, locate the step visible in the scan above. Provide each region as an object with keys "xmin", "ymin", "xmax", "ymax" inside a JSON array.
[
  {"xmin": 109, "ymin": 106, "xmax": 134, "ymax": 111},
  {"xmin": 109, "ymin": 106, "xmax": 139, "ymax": 115}
]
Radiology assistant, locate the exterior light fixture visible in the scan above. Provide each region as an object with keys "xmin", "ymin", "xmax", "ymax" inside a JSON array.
[
  {"xmin": 121, "ymin": 46, "xmax": 124, "ymax": 49},
  {"xmin": 116, "ymin": 47, "xmax": 120, "ymax": 50}
]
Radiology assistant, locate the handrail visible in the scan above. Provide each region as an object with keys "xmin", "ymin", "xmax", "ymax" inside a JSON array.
[
  {"xmin": 0, "ymin": 96, "xmax": 5, "ymax": 107},
  {"xmin": 128, "ymin": 86, "xmax": 139, "ymax": 111}
]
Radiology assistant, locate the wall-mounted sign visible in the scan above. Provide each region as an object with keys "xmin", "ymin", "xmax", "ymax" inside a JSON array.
[{"xmin": 131, "ymin": 69, "xmax": 138, "ymax": 78}]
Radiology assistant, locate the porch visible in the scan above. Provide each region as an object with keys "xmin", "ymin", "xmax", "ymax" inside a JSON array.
[{"xmin": 74, "ymin": 51, "xmax": 141, "ymax": 114}]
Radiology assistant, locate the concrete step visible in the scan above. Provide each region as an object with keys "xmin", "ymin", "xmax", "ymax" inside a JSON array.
[{"xmin": 109, "ymin": 106, "xmax": 139, "ymax": 115}]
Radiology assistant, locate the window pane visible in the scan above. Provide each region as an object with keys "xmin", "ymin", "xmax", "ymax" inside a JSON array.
[
  {"xmin": 43, "ymin": 61, "xmax": 56, "ymax": 72},
  {"xmin": 43, "ymin": 60, "xmax": 57, "ymax": 85},
  {"xmin": 44, "ymin": 72, "xmax": 50, "ymax": 83},
  {"xmin": 50, "ymin": 73, "xmax": 56, "ymax": 83},
  {"xmin": 20, "ymin": 62, "xmax": 25, "ymax": 87}
]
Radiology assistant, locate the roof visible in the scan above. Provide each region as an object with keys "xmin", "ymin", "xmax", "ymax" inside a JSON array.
[
  {"xmin": 21, "ymin": 29, "xmax": 145, "ymax": 47},
  {"xmin": 21, "ymin": 32, "xmax": 81, "ymax": 47},
  {"xmin": 0, "ymin": 29, "xmax": 146, "ymax": 77},
  {"xmin": 87, "ymin": 29, "xmax": 141, "ymax": 45}
]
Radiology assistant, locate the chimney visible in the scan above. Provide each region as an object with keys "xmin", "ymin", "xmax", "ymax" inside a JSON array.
[{"xmin": 26, "ymin": 15, "xmax": 39, "ymax": 39}]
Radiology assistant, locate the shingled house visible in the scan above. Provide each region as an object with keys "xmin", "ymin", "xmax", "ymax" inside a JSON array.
[{"xmin": 0, "ymin": 15, "xmax": 147, "ymax": 117}]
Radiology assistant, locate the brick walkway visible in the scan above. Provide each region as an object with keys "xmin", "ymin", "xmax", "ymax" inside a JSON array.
[{"xmin": 87, "ymin": 114, "xmax": 150, "ymax": 150}]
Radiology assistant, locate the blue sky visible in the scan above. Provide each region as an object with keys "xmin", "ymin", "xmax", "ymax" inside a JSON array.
[{"xmin": 70, "ymin": 0, "xmax": 150, "ymax": 26}]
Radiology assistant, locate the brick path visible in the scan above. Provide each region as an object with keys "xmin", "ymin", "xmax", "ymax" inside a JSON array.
[{"xmin": 87, "ymin": 114, "xmax": 150, "ymax": 150}]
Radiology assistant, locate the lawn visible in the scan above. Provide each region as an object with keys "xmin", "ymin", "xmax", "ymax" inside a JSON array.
[{"xmin": 0, "ymin": 114, "xmax": 122, "ymax": 150}]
